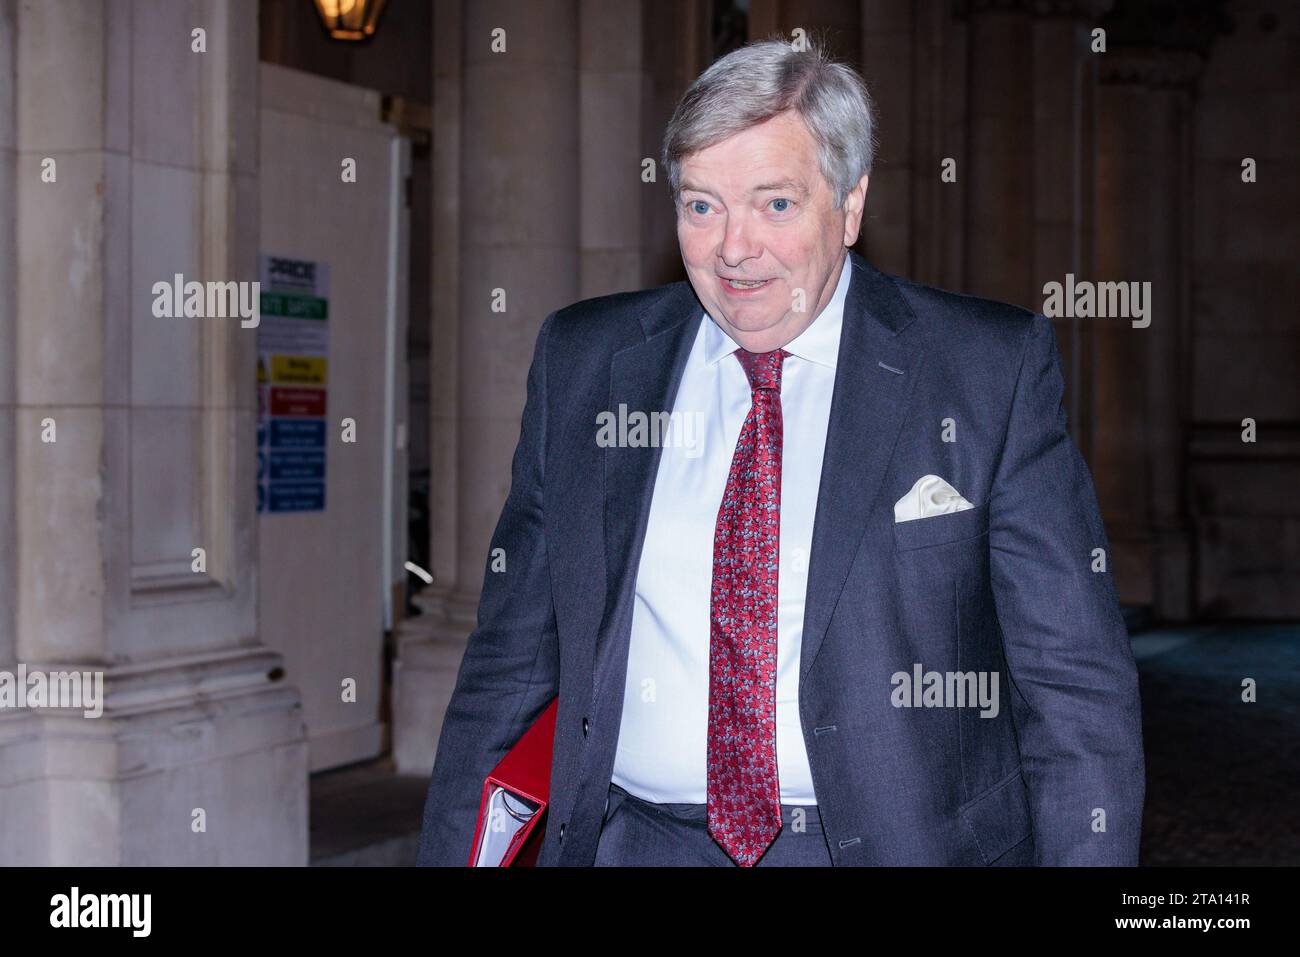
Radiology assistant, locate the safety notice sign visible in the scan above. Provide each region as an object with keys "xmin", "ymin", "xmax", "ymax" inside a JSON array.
[{"xmin": 257, "ymin": 254, "xmax": 329, "ymax": 514}]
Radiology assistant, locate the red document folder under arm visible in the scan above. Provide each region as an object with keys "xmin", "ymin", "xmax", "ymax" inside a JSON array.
[{"xmin": 467, "ymin": 698, "xmax": 558, "ymax": 867}]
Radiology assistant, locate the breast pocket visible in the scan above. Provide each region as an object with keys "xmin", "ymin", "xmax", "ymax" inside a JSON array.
[
  {"xmin": 886, "ymin": 502, "xmax": 991, "ymax": 671},
  {"xmin": 892, "ymin": 501, "xmax": 989, "ymax": 552}
]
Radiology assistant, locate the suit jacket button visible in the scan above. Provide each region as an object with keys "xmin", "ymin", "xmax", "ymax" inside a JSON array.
[
  {"xmin": 558, "ymin": 822, "xmax": 566, "ymax": 843},
  {"xmin": 582, "ymin": 717, "xmax": 590, "ymax": 737}
]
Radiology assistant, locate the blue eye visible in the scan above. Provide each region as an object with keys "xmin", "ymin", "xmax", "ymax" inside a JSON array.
[
  {"xmin": 770, "ymin": 198, "xmax": 791, "ymax": 212},
  {"xmin": 690, "ymin": 200, "xmax": 709, "ymax": 215}
]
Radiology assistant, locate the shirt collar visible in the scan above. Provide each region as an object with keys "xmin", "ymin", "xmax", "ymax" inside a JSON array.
[{"xmin": 703, "ymin": 249, "xmax": 850, "ymax": 369}]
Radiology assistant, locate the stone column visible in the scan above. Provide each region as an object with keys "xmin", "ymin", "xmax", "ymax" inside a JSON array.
[
  {"xmin": 579, "ymin": 0, "xmax": 645, "ymax": 298},
  {"xmin": 422, "ymin": 0, "xmax": 464, "ymax": 626},
  {"xmin": 395, "ymin": 0, "xmax": 580, "ymax": 774},
  {"xmin": 0, "ymin": 0, "xmax": 17, "ymax": 703},
  {"xmin": 639, "ymin": 0, "xmax": 709, "ymax": 285},
  {"xmin": 1094, "ymin": 50, "xmax": 1201, "ymax": 619},
  {"xmin": 393, "ymin": 0, "xmax": 465, "ymax": 776},
  {"xmin": 962, "ymin": 0, "xmax": 1035, "ymax": 308},
  {"xmin": 907, "ymin": 1, "xmax": 971, "ymax": 292},
  {"xmin": 860, "ymin": 0, "xmax": 914, "ymax": 272},
  {"xmin": 1030, "ymin": 2, "xmax": 1104, "ymax": 457},
  {"xmin": 0, "ymin": 0, "xmax": 307, "ymax": 864}
]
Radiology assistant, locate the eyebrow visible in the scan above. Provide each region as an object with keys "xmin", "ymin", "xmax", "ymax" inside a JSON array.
[{"xmin": 677, "ymin": 179, "xmax": 809, "ymax": 198}]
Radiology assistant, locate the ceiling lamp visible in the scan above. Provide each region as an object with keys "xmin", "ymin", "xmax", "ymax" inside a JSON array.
[{"xmin": 313, "ymin": 0, "xmax": 388, "ymax": 41}]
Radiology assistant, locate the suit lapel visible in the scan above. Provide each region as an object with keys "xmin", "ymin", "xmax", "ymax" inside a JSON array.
[
  {"xmin": 592, "ymin": 284, "xmax": 702, "ymax": 698},
  {"xmin": 798, "ymin": 252, "xmax": 926, "ymax": 687}
]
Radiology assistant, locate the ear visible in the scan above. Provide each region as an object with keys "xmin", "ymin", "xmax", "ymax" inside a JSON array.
[{"xmin": 841, "ymin": 173, "xmax": 871, "ymax": 246}]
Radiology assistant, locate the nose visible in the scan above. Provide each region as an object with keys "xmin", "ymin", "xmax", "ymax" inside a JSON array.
[{"xmin": 719, "ymin": 211, "xmax": 761, "ymax": 269}]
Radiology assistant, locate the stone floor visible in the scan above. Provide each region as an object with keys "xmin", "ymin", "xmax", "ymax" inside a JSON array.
[
  {"xmin": 309, "ymin": 622, "xmax": 1300, "ymax": 866},
  {"xmin": 1134, "ymin": 622, "xmax": 1300, "ymax": 865},
  {"xmin": 310, "ymin": 756, "xmax": 427, "ymax": 866}
]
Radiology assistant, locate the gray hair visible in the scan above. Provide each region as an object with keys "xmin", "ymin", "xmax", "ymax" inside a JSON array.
[{"xmin": 662, "ymin": 38, "xmax": 877, "ymax": 210}]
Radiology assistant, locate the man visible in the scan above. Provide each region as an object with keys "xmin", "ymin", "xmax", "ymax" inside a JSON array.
[{"xmin": 417, "ymin": 38, "xmax": 1144, "ymax": 867}]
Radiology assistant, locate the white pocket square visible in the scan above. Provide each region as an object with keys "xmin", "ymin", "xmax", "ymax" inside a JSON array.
[{"xmin": 894, "ymin": 474, "xmax": 974, "ymax": 523}]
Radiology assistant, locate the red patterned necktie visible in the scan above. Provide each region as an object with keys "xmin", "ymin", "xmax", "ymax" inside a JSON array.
[{"xmin": 707, "ymin": 347, "xmax": 788, "ymax": 867}]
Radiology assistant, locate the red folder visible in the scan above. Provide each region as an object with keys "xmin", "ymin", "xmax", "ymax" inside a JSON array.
[{"xmin": 467, "ymin": 698, "xmax": 558, "ymax": 867}]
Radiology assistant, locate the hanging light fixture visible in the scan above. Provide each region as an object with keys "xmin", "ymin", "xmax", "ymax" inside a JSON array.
[{"xmin": 313, "ymin": 0, "xmax": 388, "ymax": 41}]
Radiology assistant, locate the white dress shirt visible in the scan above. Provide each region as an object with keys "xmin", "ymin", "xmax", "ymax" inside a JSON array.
[{"xmin": 610, "ymin": 251, "xmax": 850, "ymax": 805}]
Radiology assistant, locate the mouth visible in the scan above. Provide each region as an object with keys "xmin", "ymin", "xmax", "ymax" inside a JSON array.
[{"xmin": 720, "ymin": 276, "xmax": 775, "ymax": 294}]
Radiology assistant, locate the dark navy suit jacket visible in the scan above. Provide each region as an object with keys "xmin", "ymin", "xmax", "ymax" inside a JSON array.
[{"xmin": 417, "ymin": 250, "xmax": 1145, "ymax": 866}]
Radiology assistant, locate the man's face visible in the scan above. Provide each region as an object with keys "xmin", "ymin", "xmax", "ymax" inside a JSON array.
[{"xmin": 675, "ymin": 110, "xmax": 869, "ymax": 354}]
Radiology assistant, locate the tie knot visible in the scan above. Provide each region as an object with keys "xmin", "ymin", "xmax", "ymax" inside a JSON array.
[{"xmin": 735, "ymin": 348, "xmax": 788, "ymax": 393}]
